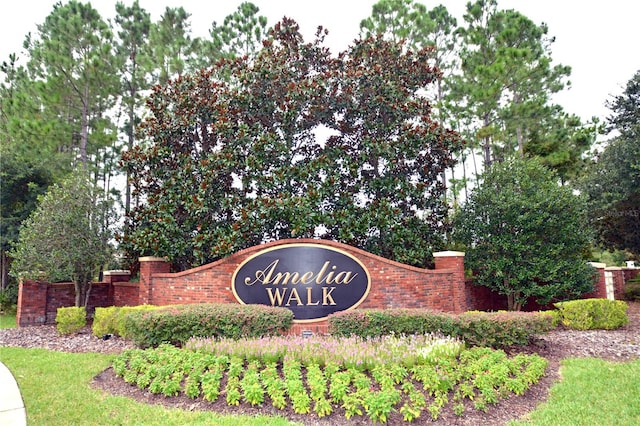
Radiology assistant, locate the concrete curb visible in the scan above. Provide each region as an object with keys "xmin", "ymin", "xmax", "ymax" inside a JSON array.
[{"xmin": 0, "ymin": 361, "xmax": 26, "ymax": 425}]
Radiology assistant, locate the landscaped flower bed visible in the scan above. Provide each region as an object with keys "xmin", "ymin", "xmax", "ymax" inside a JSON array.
[{"xmin": 112, "ymin": 334, "xmax": 548, "ymax": 423}]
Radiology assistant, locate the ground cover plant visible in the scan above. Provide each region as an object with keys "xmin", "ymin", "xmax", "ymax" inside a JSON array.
[
  {"xmin": 113, "ymin": 334, "xmax": 548, "ymax": 423},
  {"xmin": 1, "ymin": 347, "xmax": 296, "ymax": 426}
]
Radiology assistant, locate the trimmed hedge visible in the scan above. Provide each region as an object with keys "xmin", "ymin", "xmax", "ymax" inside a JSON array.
[
  {"xmin": 554, "ymin": 298, "xmax": 629, "ymax": 330},
  {"xmin": 327, "ymin": 308, "xmax": 555, "ymax": 348},
  {"xmin": 92, "ymin": 305, "xmax": 160, "ymax": 338},
  {"xmin": 55, "ymin": 306, "xmax": 86, "ymax": 335},
  {"xmin": 123, "ymin": 303, "xmax": 294, "ymax": 348}
]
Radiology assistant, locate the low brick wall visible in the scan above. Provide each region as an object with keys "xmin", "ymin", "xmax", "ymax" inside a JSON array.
[
  {"xmin": 139, "ymin": 240, "xmax": 466, "ymax": 316},
  {"xmin": 16, "ymin": 239, "xmax": 639, "ymax": 329},
  {"xmin": 17, "ymin": 281, "xmax": 114, "ymax": 327}
]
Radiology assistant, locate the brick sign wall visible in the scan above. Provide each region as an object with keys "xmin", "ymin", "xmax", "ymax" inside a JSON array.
[{"xmin": 16, "ymin": 239, "xmax": 638, "ymax": 329}]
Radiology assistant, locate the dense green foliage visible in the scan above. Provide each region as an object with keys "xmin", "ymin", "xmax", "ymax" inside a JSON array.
[
  {"xmin": 0, "ymin": 1, "xmax": 617, "ymax": 283},
  {"xmin": 580, "ymin": 70, "xmax": 640, "ymax": 258},
  {"xmin": 114, "ymin": 339, "xmax": 547, "ymax": 422},
  {"xmin": 327, "ymin": 308, "xmax": 554, "ymax": 348},
  {"xmin": 121, "ymin": 19, "xmax": 462, "ymax": 270},
  {"xmin": 446, "ymin": 0, "xmax": 595, "ymax": 182},
  {"xmin": 454, "ymin": 158, "xmax": 595, "ymax": 311},
  {"xmin": 624, "ymin": 276, "xmax": 640, "ymax": 302},
  {"xmin": 123, "ymin": 303, "xmax": 294, "ymax": 348},
  {"xmin": 554, "ymin": 299, "xmax": 629, "ymax": 330},
  {"xmin": 55, "ymin": 306, "xmax": 87, "ymax": 334},
  {"xmin": 9, "ymin": 171, "xmax": 116, "ymax": 306}
]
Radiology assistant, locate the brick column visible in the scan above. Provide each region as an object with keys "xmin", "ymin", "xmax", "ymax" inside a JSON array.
[
  {"xmin": 587, "ymin": 262, "xmax": 606, "ymax": 299},
  {"xmin": 605, "ymin": 266, "xmax": 624, "ymax": 300},
  {"xmin": 103, "ymin": 270, "xmax": 131, "ymax": 306},
  {"xmin": 139, "ymin": 257, "xmax": 170, "ymax": 305},
  {"xmin": 16, "ymin": 279, "xmax": 48, "ymax": 327},
  {"xmin": 433, "ymin": 251, "xmax": 466, "ymax": 313}
]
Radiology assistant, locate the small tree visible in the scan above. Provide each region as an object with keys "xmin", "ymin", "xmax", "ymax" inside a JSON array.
[
  {"xmin": 10, "ymin": 170, "xmax": 115, "ymax": 307},
  {"xmin": 454, "ymin": 158, "xmax": 595, "ymax": 311}
]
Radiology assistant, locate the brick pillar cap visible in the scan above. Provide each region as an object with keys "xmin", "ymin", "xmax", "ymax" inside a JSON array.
[
  {"xmin": 139, "ymin": 256, "xmax": 169, "ymax": 262},
  {"xmin": 103, "ymin": 270, "xmax": 131, "ymax": 276},
  {"xmin": 433, "ymin": 251, "xmax": 465, "ymax": 257},
  {"xmin": 588, "ymin": 262, "xmax": 607, "ymax": 268},
  {"xmin": 604, "ymin": 266, "xmax": 623, "ymax": 271}
]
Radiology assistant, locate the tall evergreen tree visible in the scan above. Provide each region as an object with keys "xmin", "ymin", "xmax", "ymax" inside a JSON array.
[
  {"xmin": 148, "ymin": 6, "xmax": 195, "ymax": 84},
  {"xmin": 450, "ymin": 0, "xmax": 573, "ymax": 169},
  {"xmin": 25, "ymin": 0, "xmax": 118, "ymax": 169},
  {"xmin": 581, "ymin": 70, "xmax": 640, "ymax": 258},
  {"xmin": 114, "ymin": 0, "xmax": 153, "ymax": 217}
]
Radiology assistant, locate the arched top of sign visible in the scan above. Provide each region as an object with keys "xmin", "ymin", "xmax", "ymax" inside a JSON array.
[{"xmin": 232, "ymin": 243, "xmax": 371, "ymax": 323}]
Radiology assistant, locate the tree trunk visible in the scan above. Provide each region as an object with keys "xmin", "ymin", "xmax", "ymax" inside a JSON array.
[
  {"xmin": 79, "ymin": 82, "xmax": 90, "ymax": 166},
  {"xmin": 1, "ymin": 250, "xmax": 7, "ymax": 290}
]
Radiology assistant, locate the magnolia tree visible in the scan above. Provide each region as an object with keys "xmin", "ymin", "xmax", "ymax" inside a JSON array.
[
  {"xmin": 454, "ymin": 158, "xmax": 595, "ymax": 311},
  {"xmin": 120, "ymin": 18, "xmax": 463, "ymax": 271},
  {"xmin": 10, "ymin": 171, "xmax": 116, "ymax": 307}
]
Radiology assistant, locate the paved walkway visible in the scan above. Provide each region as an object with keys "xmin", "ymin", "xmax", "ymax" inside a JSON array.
[{"xmin": 0, "ymin": 361, "xmax": 26, "ymax": 425}]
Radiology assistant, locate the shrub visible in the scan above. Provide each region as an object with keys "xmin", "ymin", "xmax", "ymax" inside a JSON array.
[
  {"xmin": 540, "ymin": 309, "xmax": 562, "ymax": 327},
  {"xmin": 0, "ymin": 284, "xmax": 18, "ymax": 312},
  {"xmin": 92, "ymin": 305, "xmax": 160, "ymax": 338},
  {"xmin": 623, "ymin": 277, "xmax": 640, "ymax": 302},
  {"xmin": 327, "ymin": 309, "xmax": 554, "ymax": 348},
  {"xmin": 123, "ymin": 303, "xmax": 294, "ymax": 348},
  {"xmin": 55, "ymin": 306, "xmax": 86, "ymax": 334},
  {"xmin": 92, "ymin": 306, "xmax": 118, "ymax": 337},
  {"xmin": 554, "ymin": 299, "xmax": 629, "ymax": 330}
]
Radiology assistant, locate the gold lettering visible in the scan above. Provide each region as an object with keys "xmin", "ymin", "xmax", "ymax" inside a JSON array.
[
  {"xmin": 245, "ymin": 259, "xmax": 279, "ymax": 285},
  {"xmin": 306, "ymin": 287, "xmax": 319, "ymax": 305},
  {"xmin": 266, "ymin": 287, "xmax": 286, "ymax": 306},
  {"xmin": 300, "ymin": 271, "xmax": 315, "ymax": 284},
  {"xmin": 244, "ymin": 258, "xmax": 357, "ymax": 286},
  {"xmin": 286, "ymin": 288, "xmax": 303, "ymax": 306},
  {"xmin": 314, "ymin": 261, "xmax": 331, "ymax": 284},
  {"xmin": 333, "ymin": 271, "xmax": 357, "ymax": 284},
  {"xmin": 324, "ymin": 265, "xmax": 338, "ymax": 284},
  {"xmin": 322, "ymin": 287, "xmax": 336, "ymax": 305}
]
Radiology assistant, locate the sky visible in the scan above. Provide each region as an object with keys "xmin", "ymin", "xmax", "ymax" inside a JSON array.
[{"xmin": 1, "ymin": 0, "xmax": 639, "ymax": 129}]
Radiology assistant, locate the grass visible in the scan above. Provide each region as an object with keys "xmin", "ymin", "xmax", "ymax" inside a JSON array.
[
  {"xmin": 1, "ymin": 347, "xmax": 300, "ymax": 426},
  {"xmin": 0, "ymin": 310, "xmax": 16, "ymax": 328},
  {"xmin": 510, "ymin": 358, "xmax": 640, "ymax": 426}
]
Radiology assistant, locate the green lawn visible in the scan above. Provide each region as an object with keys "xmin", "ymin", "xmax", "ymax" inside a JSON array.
[
  {"xmin": 0, "ymin": 311, "xmax": 16, "ymax": 328},
  {"xmin": 1, "ymin": 346, "xmax": 639, "ymax": 425},
  {"xmin": 510, "ymin": 358, "xmax": 640, "ymax": 426},
  {"xmin": 1, "ymin": 347, "xmax": 299, "ymax": 426}
]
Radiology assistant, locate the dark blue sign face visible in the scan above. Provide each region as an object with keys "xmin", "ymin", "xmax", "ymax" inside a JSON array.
[{"xmin": 232, "ymin": 243, "xmax": 371, "ymax": 322}]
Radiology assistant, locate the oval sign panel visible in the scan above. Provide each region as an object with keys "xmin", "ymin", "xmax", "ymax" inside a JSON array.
[{"xmin": 232, "ymin": 243, "xmax": 371, "ymax": 322}]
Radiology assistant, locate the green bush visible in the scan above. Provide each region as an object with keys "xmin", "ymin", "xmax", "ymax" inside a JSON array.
[
  {"xmin": 92, "ymin": 305, "xmax": 160, "ymax": 338},
  {"xmin": 554, "ymin": 299, "xmax": 629, "ymax": 330},
  {"xmin": 327, "ymin": 308, "xmax": 554, "ymax": 348},
  {"xmin": 623, "ymin": 276, "xmax": 640, "ymax": 301},
  {"xmin": 92, "ymin": 306, "xmax": 118, "ymax": 337},
  {"xmin": 123, "ymin": 303, "xmax": 294, "ymax": 348},
  {"xmin": 0, "ymin": 284, "xmax": 18, "ymax": 312},
  {"xmin": 55, "ymin": 306, "xmax": 86, "ymax": 335},
  {"xmin": 540, "ymin": 309, "xmax": 562, "ymax": 327}
]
